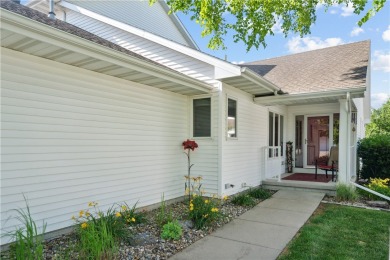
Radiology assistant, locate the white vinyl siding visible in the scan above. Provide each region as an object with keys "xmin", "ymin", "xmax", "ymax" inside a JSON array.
[
  {"xmin": 220, "ymin": 84, "xmax": 268, "ymax": 195},
  {"xmin": 64, "ymin": 9, "xmax": 216, "ymax": 85},
  {"xmin": 188, "ymin": 94, "xmax": 220, "ymax": 196},
  {"xmin": 0, "ymin": 49, "xmax": 192, "ymax": 243},
  {"xmin": 66, "ymin": 0, "xmax": 190, "ymax": 46}
]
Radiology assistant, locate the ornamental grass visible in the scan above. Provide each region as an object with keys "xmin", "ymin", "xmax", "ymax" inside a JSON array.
[{"xmin": 72, "ymin": 202, "xmax": 131, "ymax": 258}]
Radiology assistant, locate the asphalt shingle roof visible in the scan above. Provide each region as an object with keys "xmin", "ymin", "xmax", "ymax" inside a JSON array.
[{"xmin": 243, "ymin": 41, "xmax": 370, "ymax": 94}]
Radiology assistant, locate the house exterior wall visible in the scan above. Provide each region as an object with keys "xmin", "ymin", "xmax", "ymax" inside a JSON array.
[
  {"xmin": 65, "ymin": 0, "xmax": 191, "ymax": 46},
  {"xmin": 219, "ymin": 83, "xmax": 269, "ymax": 195},
  {"xmin": 353, "ymin": 98, "xmax": 366, "ymax": 140},
  {"xmin": 0, "ymin": 48, "xmax": 195, "ymax": 243},
  {"xmin": 188, "ymin": 92, "xmax": 220, "ymax": 196}
]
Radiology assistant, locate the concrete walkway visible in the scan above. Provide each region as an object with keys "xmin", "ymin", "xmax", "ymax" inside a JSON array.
[{"xmin": 171, "ymin": 190, "xmax": 325, "ymax": 260}]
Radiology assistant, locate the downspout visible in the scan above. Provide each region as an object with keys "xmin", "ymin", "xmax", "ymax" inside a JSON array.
[
  {"xmin": 48, "ymin": 0, "xmax": 56, "ymax": 19},
  {"xmin": 346, "ymin": 92, "xmax": 351, "ymax": 182}
]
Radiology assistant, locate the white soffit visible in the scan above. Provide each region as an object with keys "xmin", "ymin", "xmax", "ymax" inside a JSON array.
[
  {"xmin": 1, "ymin": 9, "xmax": 212, "ymax": 96},
  {"xmin": 254, "ymin": 87, "xmax": 366, "ymax": 106}
]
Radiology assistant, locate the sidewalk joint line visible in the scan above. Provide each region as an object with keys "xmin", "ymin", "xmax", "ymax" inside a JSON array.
[
  {"xmin": 235, "ymin": 218, "xmax": 304, "ymax": 229},
  {"xmin": 209, "ymin": 234, "xmax": 283, "ymax": 251}
]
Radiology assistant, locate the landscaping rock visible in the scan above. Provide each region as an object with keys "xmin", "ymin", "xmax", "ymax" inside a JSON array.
[
  {"xmin": 366, "ymin": 200, "xmax": 389, "ymax": 209},
  {"xmin": 0, "ymin": 190, "xmax": 276, "ymax": 260}
]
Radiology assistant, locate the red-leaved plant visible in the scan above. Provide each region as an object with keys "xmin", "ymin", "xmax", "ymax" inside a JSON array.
[{"xmin": 183, "ymin": 139, "xmax": 199, "ymax": 203}]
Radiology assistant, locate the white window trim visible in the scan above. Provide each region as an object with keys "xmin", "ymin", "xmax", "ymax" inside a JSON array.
[
  {"xmin": 226, "ymin": 95, "xmax": 238, "ymax": 140},
  {"xmin": 190, "ymin": 95, "xmax": 213, "ymax": 139}
]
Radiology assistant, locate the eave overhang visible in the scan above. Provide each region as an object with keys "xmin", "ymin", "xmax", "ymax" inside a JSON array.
[
  {"xmin": 219, "ymin": 67, "xmax": 281, "ymax": 96},
  {"xmin": 0, "ymin": 7, "xmax": 213, "ymax": 96},
  {"xmin": 254, "ymin": 87, "xmax": 366, "ymax": 106}
]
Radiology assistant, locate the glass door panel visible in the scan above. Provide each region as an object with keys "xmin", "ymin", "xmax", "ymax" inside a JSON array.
[
  {"xmin": 295, "ymin": 115, "xmax": 304, "ymax": 167},
  {"xmin": 306, "ymin": 116, "xmax": 329, "ymax": 166}
]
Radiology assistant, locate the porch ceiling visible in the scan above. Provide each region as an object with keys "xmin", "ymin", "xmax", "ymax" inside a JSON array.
[
  {"xmin": 1, "ymin": 5, "xmax": 213, "ymax": 96},
  {"xmin": 254, "ymin": 87, "xmax": 366, "ymax": 106}
]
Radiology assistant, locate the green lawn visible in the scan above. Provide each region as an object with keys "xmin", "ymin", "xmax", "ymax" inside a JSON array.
[{"xmin": 279, "ymin": 204, "xmax": 390, "ymax": 260}]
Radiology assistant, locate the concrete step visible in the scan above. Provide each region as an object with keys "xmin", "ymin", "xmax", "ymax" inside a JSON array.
[{"xmin": 262, "ymin": 180, "xmax": 336, "ymax": 196}]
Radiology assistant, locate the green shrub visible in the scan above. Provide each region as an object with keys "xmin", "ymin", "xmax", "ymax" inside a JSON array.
[
  {"xmin": 156, "ymin": 194, "xmax": 173, "ymax": 228},
  {"xmin": 231, "ymin": 193, "xmax": 256, "ymax": 207},
  {"xmin": 5, "ymin": 197, "xmax": 46, "ymax": 260},
  {"xmin": 360, "ymin": 178, "xmax": 390, "ymax": 200},
  {"xmin": 72, "ymin": 202, "xmax": 129, "ymax": 259},
  {"xmin": 189, "ymin": 195, "xmax": 220, "ymax": 229},
  {"xmin": 336, "ymin": 184, "xmax": 359, "ymax": 202},
  {"xmin": 248, "ymin": 188, "xmax": 272, "ymax": 200},
  {"xmin": 161, "ymin": 221, "xmax": 183, "ymax": 240},
  {"xmin": 358, "ymin": 134, "xmax": 390, "ymax": 179}
]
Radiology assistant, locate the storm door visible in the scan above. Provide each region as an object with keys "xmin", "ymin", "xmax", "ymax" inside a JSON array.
[{"xmin": 304, "ymin": 116, "xmax": 330, "ymax": 167}]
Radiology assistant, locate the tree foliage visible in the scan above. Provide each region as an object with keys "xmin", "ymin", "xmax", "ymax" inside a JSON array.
[
  {"xmin": 150, "ymin": 0, "xmax": 387, "ymax": 51},
  {"xmin": 366, "ymin": 99, "xmax": 390, "ymax": 137}
]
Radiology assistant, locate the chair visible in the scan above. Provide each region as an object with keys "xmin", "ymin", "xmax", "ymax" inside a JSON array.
[{"xmin": 315, "ymin": 146, "xmax": 338, "ymax": 182}]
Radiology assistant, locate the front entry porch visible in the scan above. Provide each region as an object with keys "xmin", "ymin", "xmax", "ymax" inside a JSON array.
[{"xmin": 262, "ymin": 173, "xmax": 336, "ymax": 196}]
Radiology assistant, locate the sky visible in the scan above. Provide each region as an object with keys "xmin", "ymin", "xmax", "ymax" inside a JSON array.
[{"xmin": 177, "ymin": 2, "xmax": 390, "ymax": 109}]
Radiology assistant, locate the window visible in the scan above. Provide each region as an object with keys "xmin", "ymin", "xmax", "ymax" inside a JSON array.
[
  {"xmin": 193, "ymin": 98, "xmax": 211, "ymax": 137},
  {"xmin": 227, "ymin": 98, "xmax": 237, "ymax": 138},
  {"xmin": 269, "ymin": 112, "xmax": 284, "ymax": 158}
]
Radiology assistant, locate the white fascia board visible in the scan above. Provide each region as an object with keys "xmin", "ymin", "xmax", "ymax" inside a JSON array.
[
  {"xmin": 254, "ymin": 87, "xmax": 366, "ymax": 105},
  {"xmin": 158, "ymin": 1, "xmax": 198, "ymax": 50},
  {"xmin": 1, "ymin": 9, "xmax": 213, "ymax": 93},
  {"xmin": 59, "ymin": 1, "xmax": 242, "ymax": 78},
  {"xmin": 364, "ymin": 44, "xmax": 372, "ymax": 122},
  {"xmin": 240, "ymin": 67, "xmax": 280, "ymax": 93}
]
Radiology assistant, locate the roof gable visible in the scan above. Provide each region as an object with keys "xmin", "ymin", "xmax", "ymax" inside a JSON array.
[
  {"xmin": 243, "ymin": 41, "xmax": 370, "ymax": 95},
  {"xmin": 64, "ymin": 0, "xmax": 197, "ymax": 49}
]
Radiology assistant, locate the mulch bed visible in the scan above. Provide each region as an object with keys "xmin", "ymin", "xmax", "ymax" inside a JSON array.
[{"xmin": 282, "ymin": 173, "xmax": 333, "ymax": 183}]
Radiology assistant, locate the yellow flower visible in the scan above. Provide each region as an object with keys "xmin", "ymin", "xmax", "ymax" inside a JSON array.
[
  {"xmin": 115, "ymin": 212, "xmax": 122, "ymax": 217},
  {"xmin": 71, "ymin": 215, "xmax": 76, "ymax": 221},
  {"xmin": 121, "ymin": 205, "xmax": 127, "ymax": 211},
  {"xmin": 131, "ymin": 217, "xmax": 136, "ymax": 222},
  {"xmin": 88, "ymin": 201, "xmax": 97, "ymax": 207},
  {"xmin": 184, "ymin": 175, "xmax": 190, "ymax": 180},
  {"xmin": 81, "ymin": 222, "xmax": 88, "ymax": 229},
  {"xmin": 211, "ymin": 208, "xmax": 219, "ymax": 213},
  {"xmin": 205, "ymin": 199, "xmax": 209, "ymax": 204},
  {"xmin": 79, "ymin": 210, "xmax": 84, "ymax": 217},
  {"xmin": 223, "ymin": 195, "xmax": 228, "ymax": 201}
]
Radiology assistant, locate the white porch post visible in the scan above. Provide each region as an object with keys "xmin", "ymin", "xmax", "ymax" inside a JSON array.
[{"xmin": 338, "ymin": 99, "xmax": 349, "ymax": 183}]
